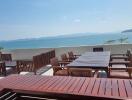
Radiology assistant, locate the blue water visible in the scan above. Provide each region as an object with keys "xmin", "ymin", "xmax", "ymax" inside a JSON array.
[{"xmin": 0, "ymin": 32, "xmax": 132, "ymax": 50}]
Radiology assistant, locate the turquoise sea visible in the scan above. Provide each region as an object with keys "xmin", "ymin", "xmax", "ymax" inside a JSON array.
[{"xmin": 0, "ymin": 32, "xmax": 132, "ymax": 50}]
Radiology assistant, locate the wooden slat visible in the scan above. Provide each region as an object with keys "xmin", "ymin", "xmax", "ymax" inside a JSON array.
[
  {"xmin": 0, "ymin": 75, "xmax": 32, "ymax": 89},
  {"xmin": 52, "ymin": 77, "xmax": 68, "ymax": 91},
  {"xmin": 68, "ymin": 77, "xmax": 81, "ymax": 92},
  {"xmin": 38, "ymin": 76, "xmax": 61, "ymax": 91},
  {"xmin": 31, "ymin": 76, "xmax": 51, "ymax": 90},
  {"xmin": 12, "ymin": 75, "xmax": 43, "ymax": 89},
  {"xmin": 73, "ymin": 77, "xmax": 86, "ymax": 93},
  {"xmin": 60, "ymin": 77, "xmax": 76, "ymax": 92},
  {"xmin": 85, "ymin": 78, "xmax": 96, "ymax": 95},
  {"xmin": 111, "ymin": 79, "xmax": 119, "ymax": 97},
  {"xmin": 98, "ymin": 78, "xmax": 107, "ymax": 96},
  {"xmin": 124, "ymin": 80, "xmax": 132, "ymax": 98},
  {"xmin": 118, "ymin": 79, "xmax": 127, "ymax": 97},
  {"xmin": 9, "ymin": 75, "xmax": 40, "ymax": 89},
  {"xmin": 105, "ymin": 79, "xmax": 112, "ymax": 96},
  {"xmin": 91, "ymin": 78, "xmax": 101, "ymax": 95},
  {"xmin": 46, "ymin": 76, "xmax": 65, "ymax": 91},
  {"xmin": 79, "ymin": 78, "xmax": 90, "ymax": 94},
  {"xmin": 20, "ymin": 76, "xmax": 48, "ymax": 89}
]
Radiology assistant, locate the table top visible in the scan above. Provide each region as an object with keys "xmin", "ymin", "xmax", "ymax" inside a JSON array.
[
  {"xmin": 0, "ymin": 74, "xmax": 132, "ymax": 99},
  {"xmin": 5, "ymin": 61, "xmax": 16, "ymax": 67},
  {"xmin": 0, "ymin": 59, "xmax": 33, "ymax": 67},
  {"xmin": 67, "ymin": 51, "xmax": 110, "ymax": 68}
]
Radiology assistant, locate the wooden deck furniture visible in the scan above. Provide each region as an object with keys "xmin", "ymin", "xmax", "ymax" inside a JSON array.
[
  {"xmin": 68, "ymin": 68, "xmax": 94, "ymax": 77},
  {"xmin": 50, "ymin": 57, "xmax": 68, "ymax": 76},
  {"xmin": 67, "ymin": 51, "xmax": 110, "ymax": 77},
  {"xmin": 33, "ymin": 50, "xmax": 55, "ymax": 71},
  {"xmin": 61, "ymin": 53, "xmax": 73, "ymax": 62},
  {"xmin": 109, "ymin": 67, "xmax": 132, "ymax": 78},
  {"xmin": 110, "ymin": 50, "xmax": 131, "ymax": 61},
  {"xmin": 109, "ymin": 53, "xmax": 132, "ymax": 78},
  {"xmin": 16, "ymin": 60, "xmax": 35, "ymax": 74},
  {"xmin": 68, "ymin": 51, "xmax": 80, "ymax": 60},
  {"xmin": 109, "ymin": 60, "xmax": 130, "ymax": 67},
  {"xmin": 0, "ymin": 54, "xmax": 12, "ymax": 61},
  {"xmin": 0, "ymin": 62, "xmax": 6, "ymax": 76},
  {"xmin": 0, "ymin": 74, "xmax": 132, "ymax": 100}
]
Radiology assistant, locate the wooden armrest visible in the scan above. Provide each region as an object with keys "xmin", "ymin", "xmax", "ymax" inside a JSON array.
[
  {"xmin": 111, "ymin": 56, "xmax": 128, "ymax": 59},
  {"xmin": 52, "ymin": 66, "xmax": 63, "ymax": 69},
  {"xmin": 127, "ymin": 67, "xmax": 132, "ymax": 71},
  {"xmin": 126, "ymin": 67, "xmax": 132, "ymax": 77},
  {"xmin": 108, "ymin": 67, "xmax": 132, "ymax": 71},
  {"xmin": 109, "ymin": 61, "xmax": 130, "ymax": 64},
  {"xmin": 58, "ymin": 61, "xmax": 70, "ymax": 65},
  {"xmin": 108, "ymin": 67, "xmax": 127, "ymax": 70},
  {"xmin": 111, "ymin": 54, "xmax": 126, "ymax": 56},
  {"xmin": 74, "ymin": 54, "xmax": 81, "ymax": 57}
]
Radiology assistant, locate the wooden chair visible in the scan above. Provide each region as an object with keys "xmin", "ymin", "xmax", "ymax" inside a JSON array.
[
  {"xmin": 68, "ymin": 68, "xmax": 94, "ymax": 77},
  {"xmin": 50, "ymin": 57, "xmax": 68, "ymax": 76},
  {"xmin": 61, "ymin": 53, "xmax": 72, "ymax": 62},
  {"xmin": 68, "ymin": 51, "xmax": 80, "ymax": 60},
  {"xmin": 110, "ymin": 50, "xmax": 131, "ymax": 61},
  {"xmin": 0, "ymin": 54, "xmax": 12, "ymax": 61},
  {"xmin": 16, "ymin": 60, "xmax": 36, "ymax": 75},
  {"xmin": 0, "ymin": 62, "xmax": 6, "ymax": 76},
  {"xmin": 111, "ymin": 51, "xmax": 132, "ymax": 65},
  {"xmin": 109, "ymin": 67, "xmax": 132, "ymax": 78},
  {"xmin": 109, "ymin": 54, "xmax": 132, "ymax": 78}
]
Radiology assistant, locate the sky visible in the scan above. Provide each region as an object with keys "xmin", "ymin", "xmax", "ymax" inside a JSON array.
[{"xmin": 0, "ymin": 0, "xmax": 132, "ymax": 40}]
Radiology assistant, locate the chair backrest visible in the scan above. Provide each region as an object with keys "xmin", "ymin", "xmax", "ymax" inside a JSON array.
[
  {"xmin": 61, "ymin": 54, "xmax": 68, "ymax": 61},
  {"xmin": 33, "ymin": 50, "xmax": 56, "ymax": 70},
  {"xmin": 126, "ymin": 49, "xmax": 131, "ymax": 57},
  {"xmin": 93, "ymin": 47, "xmax": 103, "ymax": 52},
  {"xmin": 0, "ymin": 62, "xmax": 6, "ymax": 76},
  {"xmin": 0, "ymin": 54, "xmax": 12, "ymax": 61},
  {"xmin": 16, "ymin": 60, "xmax": 35, "ymax": 74},
  {"xmin": 68, "ymin": 51, "xmax": 74, "ymax": 58},
  {"xmin": 128, "ymin": 54, "xmax": 132, "ymax": 67},
  {"xmin": 69, "ymin": 68, "xmax": 93, "ymax": 77},
  {"xmin": 50, "ymin": 57, "xmax": 60, "ymax": 66},
  {"xmin": 50, "ymin": 57, "xmax": 62, "ymax": 75}
]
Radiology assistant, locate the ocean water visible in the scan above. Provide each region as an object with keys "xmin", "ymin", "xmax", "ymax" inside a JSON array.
[{"xmin": 0, "ymin": 32, "xmax": 132, "ymax": 50}]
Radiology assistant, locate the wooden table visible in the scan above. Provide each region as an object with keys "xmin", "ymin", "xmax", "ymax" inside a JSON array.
[
  {"xmin": 0, "ymin": 74, "xmax": 132, "ymax": 100},
  {"xmin": 67, "ymin": 51, "xmax": 111, "ymax": 76}
]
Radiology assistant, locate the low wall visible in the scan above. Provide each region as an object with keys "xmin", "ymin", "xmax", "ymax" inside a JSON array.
[
  {"xmin": 3, "ymin": 44, "xmax": 132, "ymax": 60},
  {"xmin": 4, "ymin": 48, "xmax": 53, "ymax": 60},
  {"xmin": 55, "ymin": 44, "xmax": 132, "ymax": 59}
]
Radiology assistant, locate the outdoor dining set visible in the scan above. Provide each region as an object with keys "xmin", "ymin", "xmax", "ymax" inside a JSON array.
[{"xmin": 0, "ymin": 49, "xmax": 132, "ymax": 100}]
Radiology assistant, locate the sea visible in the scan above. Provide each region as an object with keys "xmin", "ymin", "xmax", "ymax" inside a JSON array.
[{"xmin": 0, "ymin": 32, "xmax": 132, "ymax": 50}]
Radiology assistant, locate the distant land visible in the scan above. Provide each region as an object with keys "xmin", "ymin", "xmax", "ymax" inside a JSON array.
[{"xmin": 122, "ymin": 29, "xmax": 132, "ymax": 33}]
